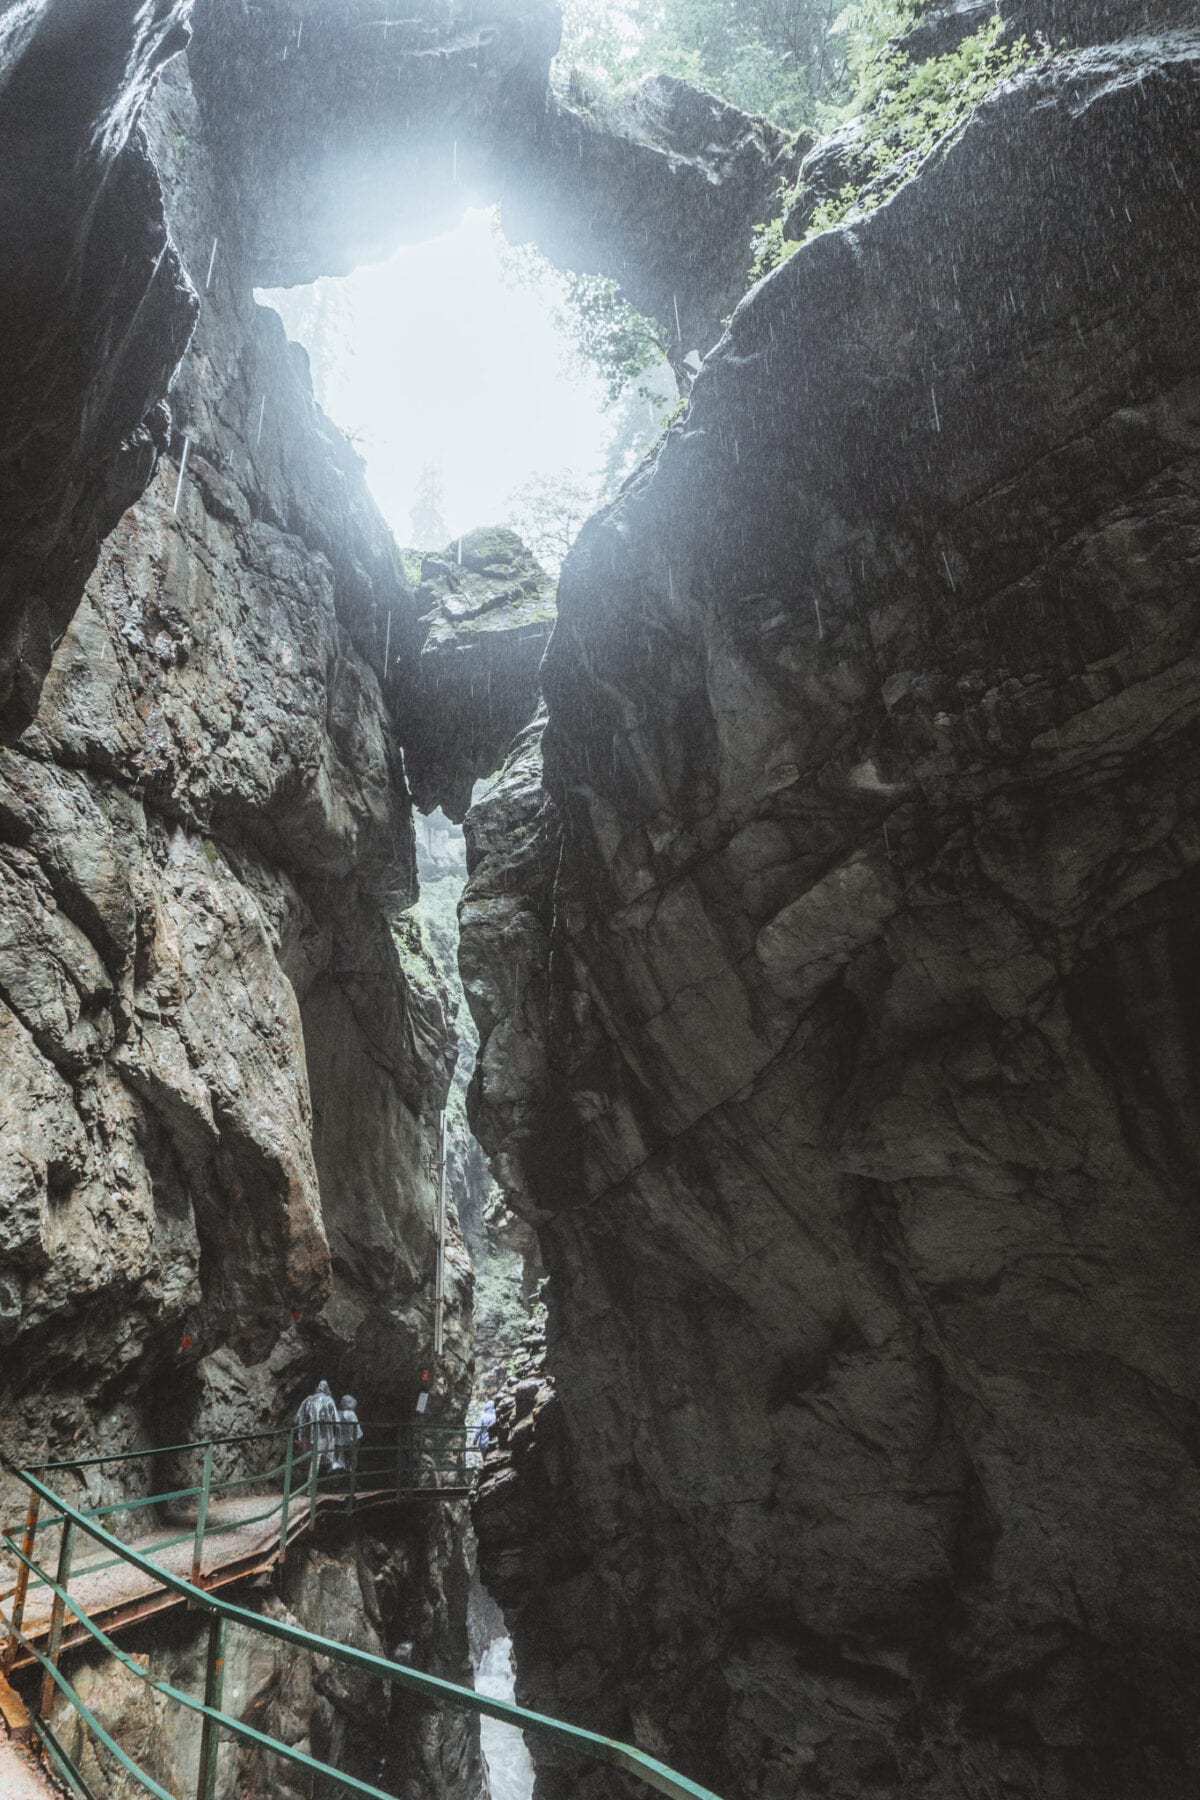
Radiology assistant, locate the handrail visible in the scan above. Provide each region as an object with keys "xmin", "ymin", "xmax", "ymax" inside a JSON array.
[
  {"xmin": 0, "ymin": 1444, "xmax": 310, "ymax": 1606},
  {"xmin": 2, "ymin": 1463, "xmax": 724, "ymax": 1800},
  {"xmin": 34, "ymin": 1418, "xmax": 475, "ymax": 1473},
  {"xmin": 37, "ymin": 1426, "xmax": 292, "ymax": 1471},
  {"xmin": 1, "ymin": 1420, "xmax": 478, "ymax": 1613}
]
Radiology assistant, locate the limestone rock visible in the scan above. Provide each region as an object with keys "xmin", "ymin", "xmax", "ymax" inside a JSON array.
[
  {"xmin": 460, "ymin": 716, "xmax": 559, "ymax": 1211},
  {"xmin": 0, "ymin": 0, "xmax": 198, "ymax": 732},
  {"xmin": 401, "ymin": 529, "xmax": 556, "ymax": 823},
  {"xmin": 464, "ymin": 14, "xmax": 1200, "ymax": 1797},
  {"xmin": 499, "ymin": 72, "xmax": 807, "ymax": 364},
  {"xmin": 0, "ymin": 36, "xmax": 479, "ymax": 1798},
  {"xmin": 187, "ymin": 0, "xmax": 563, "ymax": 287},
  {"xmin": 186, "ymin": 1, "xmax": 806, "ymax": 374}
]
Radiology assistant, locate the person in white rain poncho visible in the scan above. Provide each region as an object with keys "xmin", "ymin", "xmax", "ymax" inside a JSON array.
[
  {"xmin": 295, "ymin": 1379, "xmax": 338, "ymax": 1471},
  {"xmin": 336, "ymin": 1394, "xmax": 363, "ymax": 1472},
  {"xmin": 473, "ymin": 1398, "xmax": 496, "ymax": 1449}
]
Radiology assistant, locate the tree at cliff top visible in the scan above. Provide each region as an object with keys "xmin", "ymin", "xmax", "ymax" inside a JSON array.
[
  {"xmin": 496, "ymin": 227, "xmax": 678, "ymax": 469},
  {"xmin": 505, "ymin": 471, "xmax": 598, "ymax": 572},
  {"xmin": 559, "ymin": 0, "xmax": 915, "ymax": 127},
  {"xmin": 410, "ymin": 460, "xmax": 449, "ymax": 550}
]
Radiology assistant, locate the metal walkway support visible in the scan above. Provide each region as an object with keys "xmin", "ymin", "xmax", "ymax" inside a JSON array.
[
  {"xmin": 1, "ymin": 1423, "xmax": 476, "ymax": 1677},
  {"xmin": 433, "ymin": 1107, "xmax": 449, "ymax": 1358},
  {"xmin": 0, "ymin": 1442, "xmax": 723, "ymax": 1800}
]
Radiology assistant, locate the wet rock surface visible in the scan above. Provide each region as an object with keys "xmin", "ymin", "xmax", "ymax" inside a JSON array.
[
  {"xmin": 459, "ymin": 718, "xmax": 558, "ymax": 1216},
  {"xmin": 187, "ymin": 0, "xmax": 563, "ymax": 288},
  {"xmin": 498, "ymin": 72, "xmax": 805, "ymax": 365},
  {"xmin": 6, "ymin": 1, "xmax": 1200, "ymax": 1797},
  {"xmin": 401, "ymin": 529, "xmax": 556, "ymax": 825},
  {"xmin": 45, "ymin": 1510, "xmax": 477, "ymax": 1800},
  {"xmin": 0, "ymin": 47, "xmax": 464, "ymax": 1490},
  {"xmin": 186, "ymin": 1, "xmax": 803, "ymax": 374},
  {"xmin": 0, "ymin": 33, "xmax": 480, "ymax": 1800},
  {"xmin": 464, "ymin": 14, "xmax": 1200, "ymax": 1799},
  {"xmin": 0, "ymin": 0, "xmax": 198, "ymax": 735}
]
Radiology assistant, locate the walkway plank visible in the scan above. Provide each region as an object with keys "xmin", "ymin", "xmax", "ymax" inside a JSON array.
[{"xmin": 5, "ymin": 1486, "xmax": 411, "ymax": 1671}]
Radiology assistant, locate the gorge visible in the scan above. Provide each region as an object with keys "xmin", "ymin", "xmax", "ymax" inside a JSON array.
[{"xmin": 2, "ymin": 2, "xmax": 1199, "ymax": 1799}]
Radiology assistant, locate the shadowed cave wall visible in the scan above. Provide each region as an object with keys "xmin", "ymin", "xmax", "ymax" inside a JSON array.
[{"xmin": 3, "ymin": 2, "xmax": 1200, "ymax": 1799}]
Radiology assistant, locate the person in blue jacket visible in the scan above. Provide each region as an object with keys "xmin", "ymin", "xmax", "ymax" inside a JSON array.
[{"xmin": 473, "ymin": 1398, "xmax": 497, "ymax": 1449}]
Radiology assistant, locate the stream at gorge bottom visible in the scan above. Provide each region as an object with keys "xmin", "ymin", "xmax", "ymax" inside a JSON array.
[{"xmin": 475, "ymin": 1636, "xmax": 535, "ymax": 1800}]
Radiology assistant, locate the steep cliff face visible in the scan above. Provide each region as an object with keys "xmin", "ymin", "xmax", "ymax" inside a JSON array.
[
  {"xmin": 401, "ymin": 529, "xmax": 556, "ymax": 825},
  {"xmin": 1, "ymin": 35, "xmax": 468, "ymax": 1501},
  {"xmin": 185, "ymin": 0, "xmax": 802, "ymax": 375},
  {"xmin": 0, "ymin": 0, "xmax": 198, "ymax": 735},
  {"xmin": 467, "ymin": 14, "xmax": 1200, "ymax": 1799},
  {"xmin": 10, "ymin": 0, "xmax": 1200, "ymax": 1795},
  {"xmin": 0, "ymin": 10, "xmax": 492, "ymax": 1793}
]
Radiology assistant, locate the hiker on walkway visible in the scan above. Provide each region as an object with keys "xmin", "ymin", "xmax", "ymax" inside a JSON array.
[
  {"xmin": 335, "ymin": 1394, "xmax": 363, "ymax": 1473},
  {"xmin": 473, "ymin": 1398, "xmax": 496, "ymax": 1450},
  {"xmin": 295, "ymin": 1379, "xmax": 338, "ymax": 1472}
]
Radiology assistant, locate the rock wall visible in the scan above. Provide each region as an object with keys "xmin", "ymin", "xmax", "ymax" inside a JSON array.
[
  {"xmin": 0, "ymin": 9, "xmax": 503, "ymax": 1794},
  {"xmin": 1, "ymin": 30, "xmax": 468, "ymax": 1503},
  {"xmin": 401, "ymin": 528, "xmax": 556, "ymax": 825},
  {"xmin": 467, "ymin": 12, "xmax": 1200, "ymax": 1799},
  {"xmin": 46, "ymin": 1508, "xmax": 478, "ymax": 1800},
  {"xmin": 184, "ymin": 1, "xmax": 803, "ymax": 376},
  {"xmin": 497, "ymin": 72, "xmax": 805, "ymax": 367},
  {"xmin": 10, "ymin": 1, "xmax": 1200, "ymax": 1796},
  {"xmin": 0, "ymin": 0, "xmax": 198, "ymax": 735}
]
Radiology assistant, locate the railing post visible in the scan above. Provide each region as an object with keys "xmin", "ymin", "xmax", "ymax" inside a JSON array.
[
  {"xmin": 398, "ymin": 1420, "xmax": 412, "ymax": 1498},
  {"xmin": 277, "ymin": 1429, "xmax": 294, "ymax": 1566},
  {"xmin": 190, "ymin": 1443, "xmax": 214, "ymax": 1599},
  {"xmin": 348, "ymin": 1432, "xmax": 358, "ymax": 1514},
  {"xmin": 6, "ymin": 1484, "xmax": 41, "ymax": 1665},
  {"xmin": 38, "ymin": 1516, "xmax": 75, "ymax": 1718},
  {"xmin": 195, "ymin": 1612, "xmax": 226, "ymax": 1800},
  {"xmin": 307, "ymin": 1437, "xmax": 319, "ymax": 1530}
]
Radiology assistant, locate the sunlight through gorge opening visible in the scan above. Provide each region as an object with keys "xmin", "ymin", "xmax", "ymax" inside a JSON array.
[
  {"xmin": 255, "ymin": 201, "xmax": 670, "ymax": 1800},
  {"xmin": 257, "ymin": 203, "xmax": 672, "ymax": 567}
]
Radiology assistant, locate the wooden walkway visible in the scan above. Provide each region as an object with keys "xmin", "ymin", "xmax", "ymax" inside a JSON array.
[
  {"xmin": 4, "ymin": 1486, "xmax": 399, "ymax": 1675},
  {"xmin": 1, "ymin": 1448, "xmax": 721, "ymax": 1800}
]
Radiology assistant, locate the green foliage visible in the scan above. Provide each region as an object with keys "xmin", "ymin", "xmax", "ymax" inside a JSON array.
[
  {"xmin": 599, "ymin": 366, "xmax": 681, "ymax": 492},
  {"xmin": 828, "ymin": 0, "xmax": 917, "ymax": 104},
  {"xmin": 809, "ymin": 15, "xmax": 1039, "ymax": 235},
  {"xmin": 497, "ymin": 225, "xmax": 676, "ymax": 467},
  {"xmin": 475, "ymin": 1249, "xmax": 533, "ymax": 1351},
  {"xmin": 560, "ymin": 272, "xmax": 667, "ymax": 406},
  {"xmin": 390, "ymin": 913, "xmax": 448, "ymax": 1017},
  {"xmin": 409, "ymin": 460, "xmax": 447, "ymax": 551},
  {"xmin": 558, "ymin": 0, "xmax": 639, "ymax": 84},
  {"xmin": 504, "ymin": 470, "xmax": 597, "ymax": 572},
  {"xmin": 744, "ymin": 14, "xmax": 1043, "ymax": 289},
  {"xmin": 409, "ymin": 873, "xmax": 462, "ymax": 987},
  {"xmin": 557, "ymin": 0, "xmax": 912, "ymax": 130},
  {"xmin": 748, "ymin": 196, "xmax": 801, "ymax": 282}
]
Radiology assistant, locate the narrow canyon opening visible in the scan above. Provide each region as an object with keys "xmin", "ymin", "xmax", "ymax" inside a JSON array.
[
  {"xmin": 257, "ymin": 210, "xmax": 671, "ymax": 1797},
  {"xmin": 2, "ymin": 3, "xmax": 1199, "ymax": 1800}
]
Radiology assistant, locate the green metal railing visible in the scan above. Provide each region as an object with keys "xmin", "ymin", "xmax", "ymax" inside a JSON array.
[
  {"xmin": 0, "ymin": 1420, "xmax": 479, "ymax": 1633},
  {"xmin": 0, "ymin": 1439, "xmax": 723, "ymax": 1800}
]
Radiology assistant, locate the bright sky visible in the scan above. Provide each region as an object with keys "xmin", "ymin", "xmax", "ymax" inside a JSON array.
[{"xmin": 260, "ymin": 208, "xmax": 612, "ymax": 545}]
